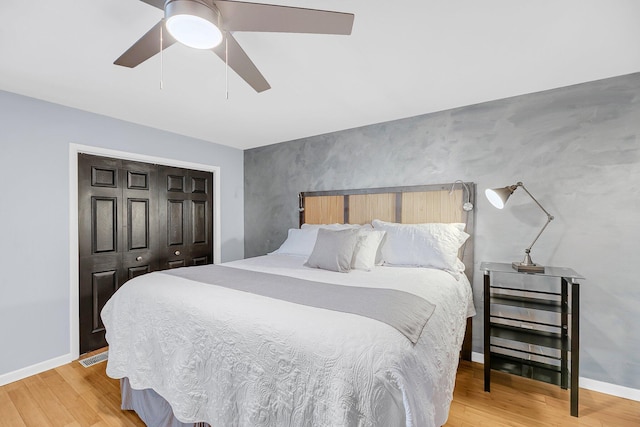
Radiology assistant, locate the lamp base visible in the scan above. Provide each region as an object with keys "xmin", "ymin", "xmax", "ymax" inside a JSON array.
[{"xmin": 512, "ymin": 262, "xmax": 545, "ymax": 273}]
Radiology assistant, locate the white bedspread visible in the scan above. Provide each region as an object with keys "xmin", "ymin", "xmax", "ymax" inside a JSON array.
[{"xmin": 102, "ymin": 254, "xmax": 475, "ymax": 427}]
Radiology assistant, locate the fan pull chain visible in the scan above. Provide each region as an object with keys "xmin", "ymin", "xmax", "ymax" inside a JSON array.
[
  {"xmin": 225, "ymin": 34, "xmax": 229, "ymax": 100},
  {"xmin": 160, "ymin": 23, "xmax": 164, "ymax": 90}
]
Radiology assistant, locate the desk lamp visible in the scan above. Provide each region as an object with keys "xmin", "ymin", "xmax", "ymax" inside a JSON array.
[{"xmin": 485, "ymin": 182, "xmax": 554, "ymax": 273}]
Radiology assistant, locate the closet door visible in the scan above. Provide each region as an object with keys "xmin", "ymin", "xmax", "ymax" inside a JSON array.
[
  {"xmin": 79, "ymin": 155, "xmax": 159, "ymax": 353},
  {"xmin": 157, "ymin": 166, "xmax": 213, "ymax": 269},
  {"xmin": 79, "ymin": 154, "xmax": 214, "ymax": 354},
  {"xmin": 78, "ymin": 155, "xmax": 120, "ymax": 353}
]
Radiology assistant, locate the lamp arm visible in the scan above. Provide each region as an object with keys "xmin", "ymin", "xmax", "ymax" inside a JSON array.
[
  {"xmin": 526, "ymin": 215, "xmax": 553, "ymax": 252},
  {"xmin": 449, "ymin": 180, "xmax": 473, "ymax": 211},
  {"xmin": 518, "ymin": 182, "xmax": 554, "ymax": 252}
]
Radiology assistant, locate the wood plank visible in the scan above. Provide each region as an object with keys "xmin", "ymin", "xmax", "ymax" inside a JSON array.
[
  {"xmin": 303, "ymin": 195, "xmax": 344, "ymax": 224},
  {"xmin": 55, "ymin": 363, "xmax": 143, "ymax": 427},
  {"xmin": 347, "ymin": 193, "xmax": 395, "ymax": 224},
  {"xmin": 0, "ymin": 388, "xmax": 27, "ymax": 427},
  {"xmin": 38, "ymin": 368, "xmax": 102, "ymax": 427},
  {"xmin": 6, "ymin": 381, "xmax": 53, "ymax": 427},
  {"xmin": 401, "ymin": 189, "xmax": 463, "ymax": 224},
  {"xmin": 22, "ymin": 374, "xmax": 76, "ymax": 426}
]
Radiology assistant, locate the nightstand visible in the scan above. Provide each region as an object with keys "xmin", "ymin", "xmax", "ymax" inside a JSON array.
[{"xmin": 481, "ymin": 262, "xmax": 583, "ymax": 417}]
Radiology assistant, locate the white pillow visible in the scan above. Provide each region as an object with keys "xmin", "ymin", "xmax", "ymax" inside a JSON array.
[
  {"xmin": 371, "ymin": 220, "xmax": 469, "ymax": 272},
  {"xmin": 271, "ymin": 228, "xmax": 319, "ymax": 257},
  {"xmin": 304, "ymin": 228, "xmax": 359, "ymax": 273},
  {"xmin": 351, "ymin": 230, "xmax": 386, "ymax": 271},
  {"xmin": 301, "ymin": 223, "xmax": 371, "ymax": 230}
]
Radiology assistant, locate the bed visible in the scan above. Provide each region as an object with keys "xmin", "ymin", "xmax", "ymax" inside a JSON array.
[{"xmin": 102, "ymin": 183, "xmax": 477, "ymax": 427}]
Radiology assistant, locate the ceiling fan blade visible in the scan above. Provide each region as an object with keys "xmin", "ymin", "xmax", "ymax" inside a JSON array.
[
  {"xmin": 138, "ymin": 0, "xmax": 165, "ymax": 9},
  {"xmin": 214, "ymin": 1, "xmax": 354, "ymax": 35},
  {"xmin": 114, "ymin": 20, "xmax": 176, "ymax": 68},
  {"xmin": 211, "ymin": 32, "xmax": 271, "ymax": 92}
]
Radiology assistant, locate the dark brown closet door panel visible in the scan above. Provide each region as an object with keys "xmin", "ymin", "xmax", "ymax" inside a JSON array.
[
  {"xmin": 91, "ymin": 165, "xmax": 118, "ymax": 188},
  {"xmin": 188, "ymin": 169, "xmax": 214, "ymax": 266},
  {"xmin": 163, "ymin": 197, "xmax": 188, "ymax": 269},
  {"xmin": 192, "ymin": 200, "xmax": 207, "ymax": 244},
  {"xmin": 127, "ymin": 170, "xmax": 149, "ymax": 190},
  {"xmin": 188, "ymin": 169, "xmax": 213, "ymax": 198},
  {"xmin": 158, "ymin": 166, "xmax": 189, "ymax": 269},
  {"xmin": 192, "ymin": 256, "xmax": 209, "ymax": 266},
  {"xmin": 167, "ymin": 174, "xmax": 186, "ymax": 192},
  {"xmin": 191, "ymin": 175, "xmax": 208, "ymax": 194},
  {"xmin": 159, "ymin": 200, "xmax": 189, "ymax": 269},
  {"xmin": 127, "ymin": 265, "xmax": 150, "ymax": 279},
  {"xmin": 92, "ymin": 197, "xmax": 118, "ymax": 253},
  {"xmin": 121, "ymin": 158, "xmax": 158, "ymax": 266},
  {"xmin": 79, "ymin": 258, "xmax": 122, "ymax": 352},
  {"xmin": 121, "ymin": 159, "xmax": 159, "ymax": 284},
  {"xmin": 168, "ymin": 260, "xmax": 186, "ymax": 269},
  {"xmin": 79, "ymin": 155, "xmax": 123, "ymax": 258},
  {"xmin": 122, "ymin": 159, "xmax": 157, "ymax": 249},
  {"xmin": 190, "ymin": 199, "xmax": 211, "ymax": 265},
  {"xmin": 79, "ymin": 258, "xmax": 120, "ymax": 353},
  {"xmin": 91, "ymin": 270, "xmax": 118, "ymax": 332},
  {"xmin": 167, "ymin": 200, "xmax": 185, "ymax": 246},
  {"xmin": 79, "ymin": 154, "xmax": 126, "ymax": 353},
  {"xmin": 127, "ymin": 199, "xmax": 149, "ymax": 250}
]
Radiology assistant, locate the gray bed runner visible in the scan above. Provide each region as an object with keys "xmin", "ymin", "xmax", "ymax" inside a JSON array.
[{"xmin": 161, "ymin": 265, "xmax": 435, "ymax": 344}]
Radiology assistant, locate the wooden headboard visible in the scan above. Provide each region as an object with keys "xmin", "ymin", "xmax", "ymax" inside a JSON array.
[{"xmin": 299, "ymin": 182, "xmax": 476, "ymax": 360}]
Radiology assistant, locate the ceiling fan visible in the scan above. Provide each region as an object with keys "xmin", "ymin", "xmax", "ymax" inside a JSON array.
[{"xmin": 114, "ymin": 0, "xmax": 355, "ymax": 92}]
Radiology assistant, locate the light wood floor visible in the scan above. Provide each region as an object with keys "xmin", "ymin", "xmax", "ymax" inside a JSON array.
[
  {"xmin": 1, "ymin": 356, "xmax": 638, "ymax": 426},
  {"xmin": 446, "ymin": 361, "xmax": 639, "ymax": 427}
]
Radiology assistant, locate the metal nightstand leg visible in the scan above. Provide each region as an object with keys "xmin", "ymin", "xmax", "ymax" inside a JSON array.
[
  {"xmin": 484, "ymin": 271, "xmax": 491, "ymax": 392},
  {"xmin": 561, "ymin": 279, "xmax": 569, "ymax": 390},
  {"xmin": 571, "ymin": 281, "xmax": 580, "ymax": 417}
]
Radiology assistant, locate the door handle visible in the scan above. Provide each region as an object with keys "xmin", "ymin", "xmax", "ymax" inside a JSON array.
[
  {"xmin": 136, "ymin": 256, "xmax": 142, "ymax": 261},
  {"xmin": 174, "ymin": 250, "xmax": 181, "ymax": 256}
]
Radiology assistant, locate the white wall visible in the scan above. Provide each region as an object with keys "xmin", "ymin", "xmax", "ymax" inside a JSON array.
[{"xmin": 0, "ymin": 90, "xmax": 244, "ymax": 381}]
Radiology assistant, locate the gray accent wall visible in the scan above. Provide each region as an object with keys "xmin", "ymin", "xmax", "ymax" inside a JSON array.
[
  {"xmin": 245, "ymin": 72, "xmax": 640, "ymax": 390},
  {"xmin": 0, "ymin": 90, "xmax": 244, "ymax": 378}
]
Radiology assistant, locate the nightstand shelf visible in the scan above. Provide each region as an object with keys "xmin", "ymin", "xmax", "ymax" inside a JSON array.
[
  {"xmin": 481, "ymin": 262, "xmax": 583, "ymax": 417},
  {"xmin": 490, "ymin": 324, "xmax": 566, "ymax": 350},
  {"xmin": 490, "ymin": 295, "xmax": 563, "ymax": 312},
  {"xmin": 490, "ymin": 353, "xmax": 562, "ymax": 385}
]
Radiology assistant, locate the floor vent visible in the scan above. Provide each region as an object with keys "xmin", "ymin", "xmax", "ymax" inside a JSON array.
[{"xmin": 79, "ymin": 351, "xmax": 108, "ymax": 368}]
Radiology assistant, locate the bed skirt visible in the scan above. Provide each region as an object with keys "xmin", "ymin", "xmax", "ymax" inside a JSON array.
[{"xmin": 120, "ymin": 378, "xmax": 210, "ymax": 427}]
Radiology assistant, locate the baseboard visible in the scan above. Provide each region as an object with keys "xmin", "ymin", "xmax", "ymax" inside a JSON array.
[
  {"xmin": 0, "ymin": 353, "xmax": 74, "ymax": 387},
  {"xmin": 579, "ymin": 377, "xmax": 640, "ymax": 402},
  {"xmin": 469, "ymin": 351, "xmax": 639, "ymax": 402},
  {"xmin": 471, "ymin": 351, "xmax": 484, "ymax": 364}
]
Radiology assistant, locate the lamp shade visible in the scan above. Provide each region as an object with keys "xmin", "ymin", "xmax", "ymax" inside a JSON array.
[
  {"xmin": 485, "ymin": 186, "xmax": 516, "ymax": 209},
  {"xmin": 165, "ymin": 0, "xmax": 223, "ymax": 49}
]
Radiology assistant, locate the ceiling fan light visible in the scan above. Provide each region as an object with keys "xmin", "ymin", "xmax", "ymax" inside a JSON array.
[{"xmin": 165, "ymin": 0, "xmax": 223, "ymax": 49}]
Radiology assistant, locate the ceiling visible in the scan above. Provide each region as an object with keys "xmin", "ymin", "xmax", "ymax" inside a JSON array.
[{"xmin": 1, "ymin": 1, "xmax": 640, "ymax": 150}]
